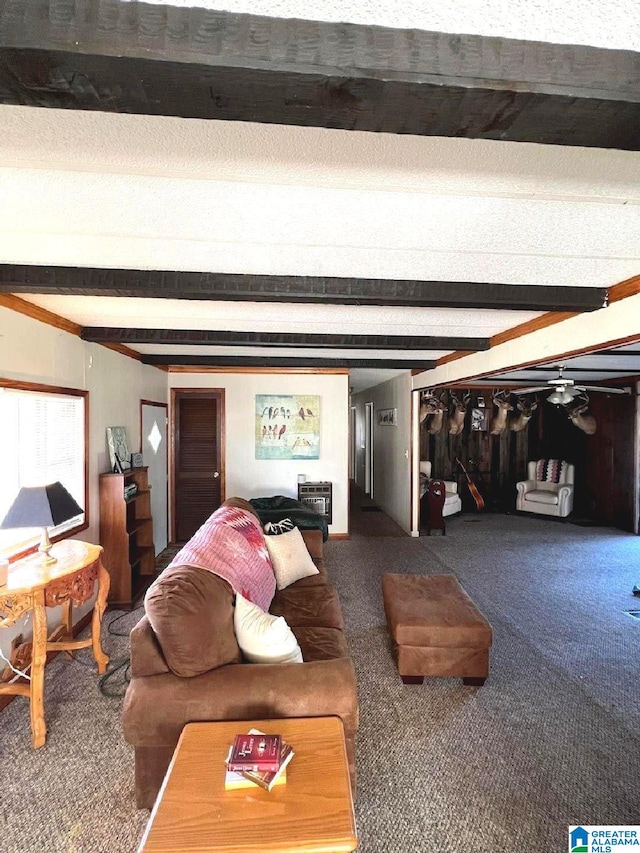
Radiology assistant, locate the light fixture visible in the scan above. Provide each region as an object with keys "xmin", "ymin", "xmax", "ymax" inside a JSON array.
[
  {"xmin": 0, "ymin": 483, "xmax": 83, "ymax": 564},
  {"xmin": 546, "ymin": 388, "xmax": 576, "ymax": 405}
]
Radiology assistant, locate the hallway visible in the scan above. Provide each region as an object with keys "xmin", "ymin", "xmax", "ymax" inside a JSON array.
[{"xmin": 348, "ymin": 481, "xmax": 407, "ymax": 538}]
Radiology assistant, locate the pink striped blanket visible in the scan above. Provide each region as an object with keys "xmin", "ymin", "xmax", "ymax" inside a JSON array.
[{"xmin": 167, "ymin": 505, "xmax": 275, "ymax": 611}]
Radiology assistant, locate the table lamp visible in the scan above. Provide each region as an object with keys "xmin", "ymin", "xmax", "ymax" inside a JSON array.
[{"xmin": 0, "ymin": 482, "xmax": 83, "ymax": 564}]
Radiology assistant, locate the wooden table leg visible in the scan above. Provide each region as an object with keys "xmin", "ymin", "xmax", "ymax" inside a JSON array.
[
  {"xmin": 30, "ymin": 590, "xmax": 48, "ymax": 749},
  {"xmin": 91, "ymin": 559, "xmax": 110, "ymax": 675},
  {"xmin": 61, "ymin": 598, "xmax": 73, "ymax": 640}
]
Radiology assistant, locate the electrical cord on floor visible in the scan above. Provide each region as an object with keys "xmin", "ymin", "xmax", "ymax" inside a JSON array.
[
  {"xmin": 98, "ymin": 657, "xmax": 132, "ymax": 698},
  {"xmin": 107, "ymin": 606, "xmax": 143, "ymax": 637},
  {"xmin": 66, "ymin": 605, "xmax": 144, "ymax": 697}
]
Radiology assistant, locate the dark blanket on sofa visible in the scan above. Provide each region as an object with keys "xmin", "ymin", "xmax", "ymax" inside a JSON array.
[{"xmin": 249, "ymin": 495, "xmax": 329, "ymax": 542}]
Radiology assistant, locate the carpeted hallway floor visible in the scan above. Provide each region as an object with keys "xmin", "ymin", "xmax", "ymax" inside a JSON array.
[
  {"xmin": 348, "ymin": 482, "xmax": 407, "ymax": 539},
  {"xmin": 2, "ymin": 511, "xmax": 639, "ymax": 852}
]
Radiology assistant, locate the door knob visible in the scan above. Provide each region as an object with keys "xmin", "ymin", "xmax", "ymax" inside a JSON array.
[{"xmin": 213, "ymin": 472, "xmax": 220, "ymax": 478}]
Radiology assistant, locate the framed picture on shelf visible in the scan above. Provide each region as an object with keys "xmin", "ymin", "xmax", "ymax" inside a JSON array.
[{"xmin": 107, "ymin": 427, "xmax": 131, "ymax": 472}]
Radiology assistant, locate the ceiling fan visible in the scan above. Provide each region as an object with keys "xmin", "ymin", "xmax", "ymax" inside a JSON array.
[{"xmin": 511, "ymin": 365, "xmax": 630, "ymax": 405}]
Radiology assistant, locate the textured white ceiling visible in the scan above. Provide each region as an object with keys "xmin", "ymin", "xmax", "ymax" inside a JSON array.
[
  {"xmin": 3, "ymin": 108, "xmax": 640, "ymax": 203},
  {"xmin": 136, "ymin": 0, "xmax": 640, "ymax": 51},
  {"xmin": 3, "ymin": 100, "xmax": 639, "ymax": 383},
  {"xmin": 20, "ymin": 296, "xmax": 539, "ymax": 338}
]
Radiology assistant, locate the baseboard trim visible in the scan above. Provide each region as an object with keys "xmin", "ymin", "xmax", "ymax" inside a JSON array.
[
  {"xmin": 0, "ymin": 610, "xmax": 94, "ymax": 714},
  {"xmin": 328, "ymin": 533, "xmax": 350, "ymax": 540}
]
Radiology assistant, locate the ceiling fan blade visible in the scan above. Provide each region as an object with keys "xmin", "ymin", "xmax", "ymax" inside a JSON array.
[
  {"xmin": 510, "ymin": 386, "xmax": 549, "ymax": 395},
  {"xmin": 579, "ymin": 385, "xmax": 630, "ymax": 395}
]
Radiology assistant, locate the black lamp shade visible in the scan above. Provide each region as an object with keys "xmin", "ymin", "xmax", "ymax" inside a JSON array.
[{"xmin": 0, "ymin": 482, "xmax": 83, "ymax": 530}]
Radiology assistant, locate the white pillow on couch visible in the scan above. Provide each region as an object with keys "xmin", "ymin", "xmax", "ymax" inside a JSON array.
[
  {"xmin": 233, "ymin": 592, "xmax": 303, "ymax": 664},
  {"xmin": 264, "ymin": 526, "xmax": 320, "ymax": 590}
]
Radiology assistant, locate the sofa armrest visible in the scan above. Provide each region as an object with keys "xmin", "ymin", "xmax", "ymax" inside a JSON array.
[
  {"xmin": 516, "ymin": 479, "xmax": 536, "ymax": 496},
  {"xmin": 301, "ymin": 528, "xmax": 323, "ymax": 561},
  {"xmin": 123, "ymin": 657, "xmax": 358, "ymax": 747},
  {"xmin": 443, "ymin": 480, "xmax": 458, "ymax": 494},
  {"xmin": 557, "ymin": 484, "xmax": 574, "ymax": 515},
  {"xmin": 130, "ymin": 615, "xmax": 170, "ymax": 677}
]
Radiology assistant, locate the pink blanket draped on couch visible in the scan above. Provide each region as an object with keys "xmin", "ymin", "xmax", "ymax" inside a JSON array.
[{"xmin": 167, "ymin": 505, "xmax": 275, "ymax": 610}]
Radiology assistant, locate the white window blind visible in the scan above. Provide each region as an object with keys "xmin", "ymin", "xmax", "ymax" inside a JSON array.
[{"xmin": 0, "ymin": 387, "xmax": 85, "ymax": 557}]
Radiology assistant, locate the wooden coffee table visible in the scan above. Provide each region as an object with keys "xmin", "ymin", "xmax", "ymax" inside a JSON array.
[{"xmin": 138, "ymin": 716, "xmax": 358, "ymax": 853}]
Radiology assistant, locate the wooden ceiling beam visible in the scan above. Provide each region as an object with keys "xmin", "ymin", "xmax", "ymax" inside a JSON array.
[
  {"xmin": 142, "ymin": 355, "xmax": 434, "ymax": 369},
  {"xmin": 80, "ymin": 327, "xmax": 488, "ymax": 351},
  {"xmin": 0, "ymin": 265, "xmax": 608, "ymax": 312},
  {"xmin": 1, "ymin": 1, "xmax": 640, "ymax": 148},
  {"xmin": 516, "ymin": 366, "xmax": 639, "ymax": 373}
]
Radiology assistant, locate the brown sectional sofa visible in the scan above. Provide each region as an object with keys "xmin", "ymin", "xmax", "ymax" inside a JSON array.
[{"xmin": 122, "ymin": 497, "xmax": 358, "ymax": 809}]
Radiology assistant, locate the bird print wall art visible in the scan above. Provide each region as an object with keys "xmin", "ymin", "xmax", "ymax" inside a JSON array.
[{"xmin": 255, "ymin": 395, "xmax": 320, "ymax": 459}]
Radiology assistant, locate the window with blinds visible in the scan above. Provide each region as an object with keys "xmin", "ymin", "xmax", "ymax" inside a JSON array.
[{"xmin": 0, "ymin": 384, "xmax": 87, "ymax": 558}]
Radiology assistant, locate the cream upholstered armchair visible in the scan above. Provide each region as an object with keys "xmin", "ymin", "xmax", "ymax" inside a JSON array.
[
  {"xmin": 419, "ymin": 461, "xmax": 462, "ymax": 517},
  {"xmin": 516, "ymin": 459, "xmax": 575, "ymax": 518}
]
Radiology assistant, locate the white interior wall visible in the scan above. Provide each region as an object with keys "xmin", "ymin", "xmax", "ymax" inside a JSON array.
[
  {"xmin": 0, "ymin": 307, "xmax": 167, "ymax": 661},
  {"xmin": 169, "ymin": 372, "xmax": 349, "ymax": 535},
  {"xmin": 352, "ymin": 372, "xmax": 413, "ymax": 533}
]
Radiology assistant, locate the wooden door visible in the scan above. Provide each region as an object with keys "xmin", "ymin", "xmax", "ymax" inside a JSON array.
[{"xmin": 172, "ymin": 390, "xmax": 225, "ymax": 542}]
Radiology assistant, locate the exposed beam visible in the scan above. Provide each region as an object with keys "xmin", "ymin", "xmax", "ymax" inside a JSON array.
[
  {"xmin": 518, "ymin": 366, "xmax": 639, "ymax": 373},
  {"xmin": 583, "ymin": 349, "xmax": 640, "ymax": 357},
  {"xmin": 142, "ymin": 356, "xmax": 433, "ymax": 369},
  {"xmin": 81, "ymin": 327, "xmax": 488, "ymax": 351},
  {"xmin": 0, "ymin": 265, "xmax": 608, "ymax": 312},
  {"xmin": 2, "ymin": 2, "xmax": 640, "ymax": 149}
]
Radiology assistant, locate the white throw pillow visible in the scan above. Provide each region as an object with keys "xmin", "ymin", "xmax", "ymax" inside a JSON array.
[
  {"xmin": 264, "ymin": 526, "xmax": 320, "ymax": 590},
  {"xmin": 233, "ymin": 592, "xmax": 303, "ymax": 664}
]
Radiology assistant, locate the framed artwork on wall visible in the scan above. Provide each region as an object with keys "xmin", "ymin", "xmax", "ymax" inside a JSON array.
[
  {"xmin": 377, "ymin": 408, "xmax": 397, "ymax": 426},
  {"xmin": 255, "ymin": 395, "xmax": 320, "ymax": 459},
  {"xmin": 470, "ymin": 408, "xmax": 490, "ymax": 431}
]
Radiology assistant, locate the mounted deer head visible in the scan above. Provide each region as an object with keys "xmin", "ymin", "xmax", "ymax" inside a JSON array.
[
  {"xmin": 565, "ymin": 392, "xmax": 597, "ymax": 435},
  {"xmin": 508, "ymin": 395, "xmax": 538, "ymax": 432},
  {"xmin": 489, "ymin": 390, "xmax": 514, "ymax": 435},
  {"xmin": 419, "ymin": 391, "xmax": 446, "ymax": 434},
  {"xmin": 448, "ymin": 390, "xmax": 471, "ymax": 435}
]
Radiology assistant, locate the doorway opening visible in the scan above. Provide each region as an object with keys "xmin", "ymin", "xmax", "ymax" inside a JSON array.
[{"xmin": 365, "ymin": 401, "xmax": 374, "ymax": 498}]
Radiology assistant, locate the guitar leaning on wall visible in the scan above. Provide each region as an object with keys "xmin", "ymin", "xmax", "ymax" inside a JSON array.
[{"xmin": 455, "ymin": 457, "xmax": 485, "ymax": 512}]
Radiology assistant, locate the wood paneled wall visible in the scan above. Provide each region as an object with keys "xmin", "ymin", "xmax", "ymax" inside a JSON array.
[{"xmin": 421, "ymin": 389, "xmax": 637, "ymax": 530}]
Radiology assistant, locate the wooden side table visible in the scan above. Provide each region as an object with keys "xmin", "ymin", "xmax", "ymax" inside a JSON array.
[
  {"xmin": 0, "ymin": 540, "xmax": 110, "ymax": 748},
  {"xmin": 139, "ymin": 716, "xmax": 358, "ymax": 853}
]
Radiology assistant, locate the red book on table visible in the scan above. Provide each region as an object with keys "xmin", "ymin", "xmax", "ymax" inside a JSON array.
[{"xmin": 227, "ymin": 733, "xmax": 282, "ymax": 772}]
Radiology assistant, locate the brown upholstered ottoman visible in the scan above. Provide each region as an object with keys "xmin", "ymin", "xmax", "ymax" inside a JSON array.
[{"xmin": 382, "ymin": 573, "xmax": 492, "ymax": 686}]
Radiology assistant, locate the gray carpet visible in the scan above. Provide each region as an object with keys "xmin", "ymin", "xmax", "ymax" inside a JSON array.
[{"xmin": 2, "ymin": 514, "xmax": 640, "ymax": 852}]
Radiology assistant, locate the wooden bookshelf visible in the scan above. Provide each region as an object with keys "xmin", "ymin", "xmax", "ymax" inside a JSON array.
[{"xmin": 99, "ymin": 467, "xmax": 158, "ymax": 609}]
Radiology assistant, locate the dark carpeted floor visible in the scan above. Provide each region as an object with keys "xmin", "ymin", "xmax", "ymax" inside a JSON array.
[{"xmin": 2, "ymin": 511, "xmax": 639, "ymax": 852}]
